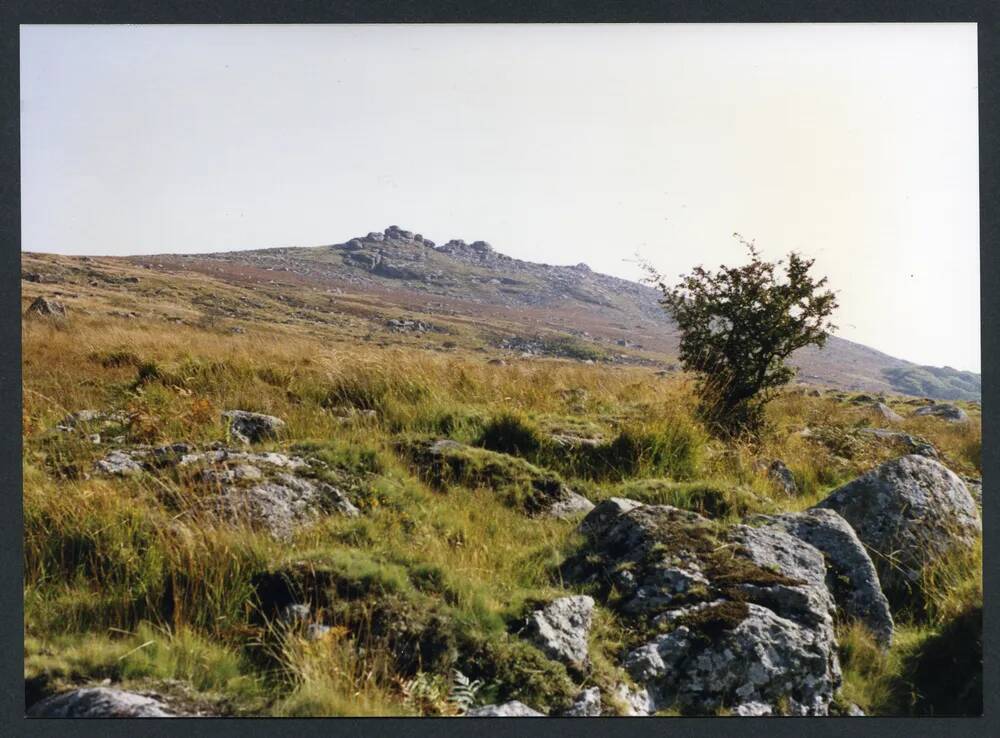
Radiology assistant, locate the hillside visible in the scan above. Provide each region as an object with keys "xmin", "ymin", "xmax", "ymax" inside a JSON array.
[
  {"xmin": 21, "ymin": 231, "xmax": 983, "ymax": 718},
  {"xmin": 24, "ymin": 225, "xmax": 977, "ymax": 400}
]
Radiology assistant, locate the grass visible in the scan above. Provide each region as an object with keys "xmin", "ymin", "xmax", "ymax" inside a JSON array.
[{"xmin": 21, "ymin": 283, "xmax": 982, "ymax": 716}]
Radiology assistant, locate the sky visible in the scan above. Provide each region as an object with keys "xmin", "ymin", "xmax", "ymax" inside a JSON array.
[{"xmin": 20, "ymin": 24, "xmax": 980, "ymax": 372}]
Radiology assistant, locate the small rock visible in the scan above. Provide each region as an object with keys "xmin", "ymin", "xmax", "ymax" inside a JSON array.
[
  {"xmin": 222, "ymin": 410, "xmax": 286, "ymax": 444},
  {"xmin": 524, "ymin": 595, "xmax": 594, "ymax": 670},
  {"xmin": 465, "ymin": 701, "xmax": 544, "ymax": 717},
  {"xmin": 27, "ymin": 687, "xmax": 174, "ymax": 717},
  {"xmin": 562, "ymin": 687, "xmax": 601, "ymax": 716},
  {"xmin": 767, "ymin": 460, "xmax": 798, "ymax": 495},
  {"xmin": 280, "ymin": 603, "xmax": 311, "ymax": 625},
  {"xmin": 734, "ymin": 701, "xmax": 773, "ymax": 716},
  {"xmin": 871, "ymin": 402, "xmax": 903, "ymax": 423},
  {"xmin": 578, "ymin": 497, "xmax": 644, "ymax": 539},
  {"xmin": 94, "ymin": 450, "xmax": 144, "ymax": 477}
]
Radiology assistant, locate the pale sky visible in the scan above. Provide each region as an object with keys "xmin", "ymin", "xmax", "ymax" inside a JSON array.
[{"xmin": 20, "ymin": 24, "xmax": 980, "ymax": 372}]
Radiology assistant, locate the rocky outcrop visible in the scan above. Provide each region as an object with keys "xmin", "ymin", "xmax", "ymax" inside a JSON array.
[
  {"xmin": 565, "ymin": 503, "xmax": 841, "ymax": 715},
  {"xmin": 27, "ymin": 687, "xmax": 174, "ymax": 717},
  {"xmin": 754, "ymin": 509, "xmax": 893, "ymax": 648},
  {"xmin": 814, "ymin": 455, "xmax": 980, "ymax": 603},
  {"xmin": 524, "ymin": 596, "xmax": 594, "ymax": 671},
  {"xmin": 95, "ymin": 444, "xmax": 359, "ymax": 538},
  {"xmin": 222, "ymin": 410, "xmax": 286, "ymax": 444}
]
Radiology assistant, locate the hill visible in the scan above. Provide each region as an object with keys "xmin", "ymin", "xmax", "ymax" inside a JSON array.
[{"xmin": 23, "ymin": 225, "xmax": 979, "ymax": 400}]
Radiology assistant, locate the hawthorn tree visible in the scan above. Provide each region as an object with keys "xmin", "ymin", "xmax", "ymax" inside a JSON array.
[{"xmin": 646, "ymin": 235, "xmax": 838, "ymax": 438}]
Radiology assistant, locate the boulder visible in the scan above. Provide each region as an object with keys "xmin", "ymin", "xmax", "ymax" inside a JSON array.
[
  {"xmin": 871, "ymin": 402, "xmax": 903, "ymax": 423},
  {"xmin": 814, "ymin": 455, "xmax": 980, "ymax": 602},
  {"xmin": 562, "ymin": 687, "xmax": 602, "ymax": 716},
  {"xmin": 222, "ymin": 410, "xmax": 286, "ymax": 444},
  {"xmin": 913, "ymin": 404, "xmax": 969, "ymax": 423},
  {"xmin": 624, "ymin": 601, "xmax": 839, "ymax": 715},
  {"xmin": 578, "ymin": 497, "xmax": 643, "ymax": 539},
  {"xmin": 613, "ymin": 683, "xmax": 655, "ymax": 716},
  {"xmin": 564, "ymin": 504, "xmax": 841, "ymax": 715},
  {"xmin": 25, "ymin": 296, "xmax": 66, "ymax": 318},
  {"xmin": 27, "ymin": 687, "xmax": 173, "ymax": 717},
  {"xmin": 465, "ymin": 701, "xmax": 544, "ymax": 717},
  {"xmin": 754, "ymin": 509, "xmax": 893, "ymax": 648},
  {"xmin": 524, "ymin": 595, "xmax": 594, "ymax": 670}
]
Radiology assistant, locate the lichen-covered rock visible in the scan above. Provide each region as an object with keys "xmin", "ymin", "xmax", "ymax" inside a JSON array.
[
  {"xmin": 562, "ymin": 687, "xmax": 602, "ymax": 716},
  {"xmin": 734, "ymin": 701, "xmax": 773, "ymax": 716},
  {"xmin": 755, "ymin": 509, "xmax": 893, "ymax": 648},
  {"xmin": 465, "ymin": 701, "xmax": 544, "ymax": 717},
  {"xmin": 222, "ymin": 410, "xmax": 286, "ymax": 444},
  {"xmin": 27, "ymin": 687, "xmax": 174, "ymax": 717},
  {"xmin": 563, "ymin": 504, "xmax": 841, "ymax": 715},
  {"xmin": 613, "ymin": 683, "xmax": 655, "ymax": 716},
  {"xmin": 217, "ymin": 472, "xmax": 359, "ymax": 539},
  {"xmin": 814, "ymin": 455, "xmax": 980, "ymax": 602},
  {"xmin": 94, "ymin": 450, "xmax": 144, "ymax": 477},
  {"xmin": 524, "ymin": 595, "xmax": 594, "ymax": 670},
  {"xmin": 913, "ymin": 403, "xmax": 969, "ymax": 423},
  {"xmin": 625, "ymin": 601, "xmax": 840, "ymax": 715}
]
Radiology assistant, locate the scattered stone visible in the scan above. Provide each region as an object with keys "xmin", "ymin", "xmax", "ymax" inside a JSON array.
[
  {"xmin": 524, "ymin": 596, "xmax": 594, "ymax": 670},
  {"xmin": 767, "ymin": 460, "xmax": 798, "ymax": 495},
  {"xmin": 754, "ymin": 509, "xmax": 894, "ymax": 648},
  {"xmin": 578, "ymin": 497, "xmax": 644, "ymax": 539},
  {"xmin": 871, "ymin": 402, "xmax": 904, "ymax": 423},
  {"xmin": 25, "ymin": 296, "xmax": 66, "ymax": 318},
  {"xmin": 465, "ymin": 701, "xmax": 544, "ymax": 717},
  {"xmin": 94, "ymin": 450, "xmax": 144, "ymax": 477},
  {"xmin": 734, "ymin": 701, "xmax": 773, "ymax": 716},
  {"xmin": 613, "ymin": 683, "xmax": 655, "ymax": 716},
  {"xmin": 280, "ymin": 603, "xmax": 311, "ymax": 625},
  {"xmin": 814, "ymin": 455, "xmax": 981, "ymax": 602},
  {"xmin": 913, "ymin": 404, "xmax": 969, "ymax": 423},
  {"xmin": 27, "ymin": 687, "xmax": 174, "ymax": 717},
  {"xmin": 222, "ymin": 410, "xmax": 286, "ymax": 444},
  {"xmin": 305, "ymin": 624, "xmax": 332, "ymax": 641},
  {"xmin": 855, "ymin": 428, "xmax": 938, "ymax": 459},
  {"xmin": 562, "ymin": 687, "xmax": 602, "ymax": 716}
]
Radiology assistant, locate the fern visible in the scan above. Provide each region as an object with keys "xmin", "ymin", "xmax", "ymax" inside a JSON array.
[{"xmin": 449, "ymin": 669, "xmax": 484, "ymax": 714}]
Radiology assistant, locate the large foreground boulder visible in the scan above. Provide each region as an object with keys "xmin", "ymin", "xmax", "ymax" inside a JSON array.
[
  {"xmin": 814, "ymin": 455, "xmax": 980, "ymax": 603},
  {"xmin": 27, "ymin": 688, "xmax": 173, "ymax": 717},
  {"xmin": 565, "ymin": 503, "xmax": 841, "ymax": 715},
  {"xmin": 755, "ymin": 509, "xmax": 894, "ymax": 648}
]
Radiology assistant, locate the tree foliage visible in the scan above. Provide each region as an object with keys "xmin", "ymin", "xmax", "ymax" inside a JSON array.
[{"xmin": 646, "ymin": 235, "xmax": 838, "ymax": 437}]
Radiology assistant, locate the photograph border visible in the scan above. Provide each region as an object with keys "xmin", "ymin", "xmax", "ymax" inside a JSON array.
[{"xmin": 2, "ymin": 2, "xmax": 996, "ymax": 737}]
